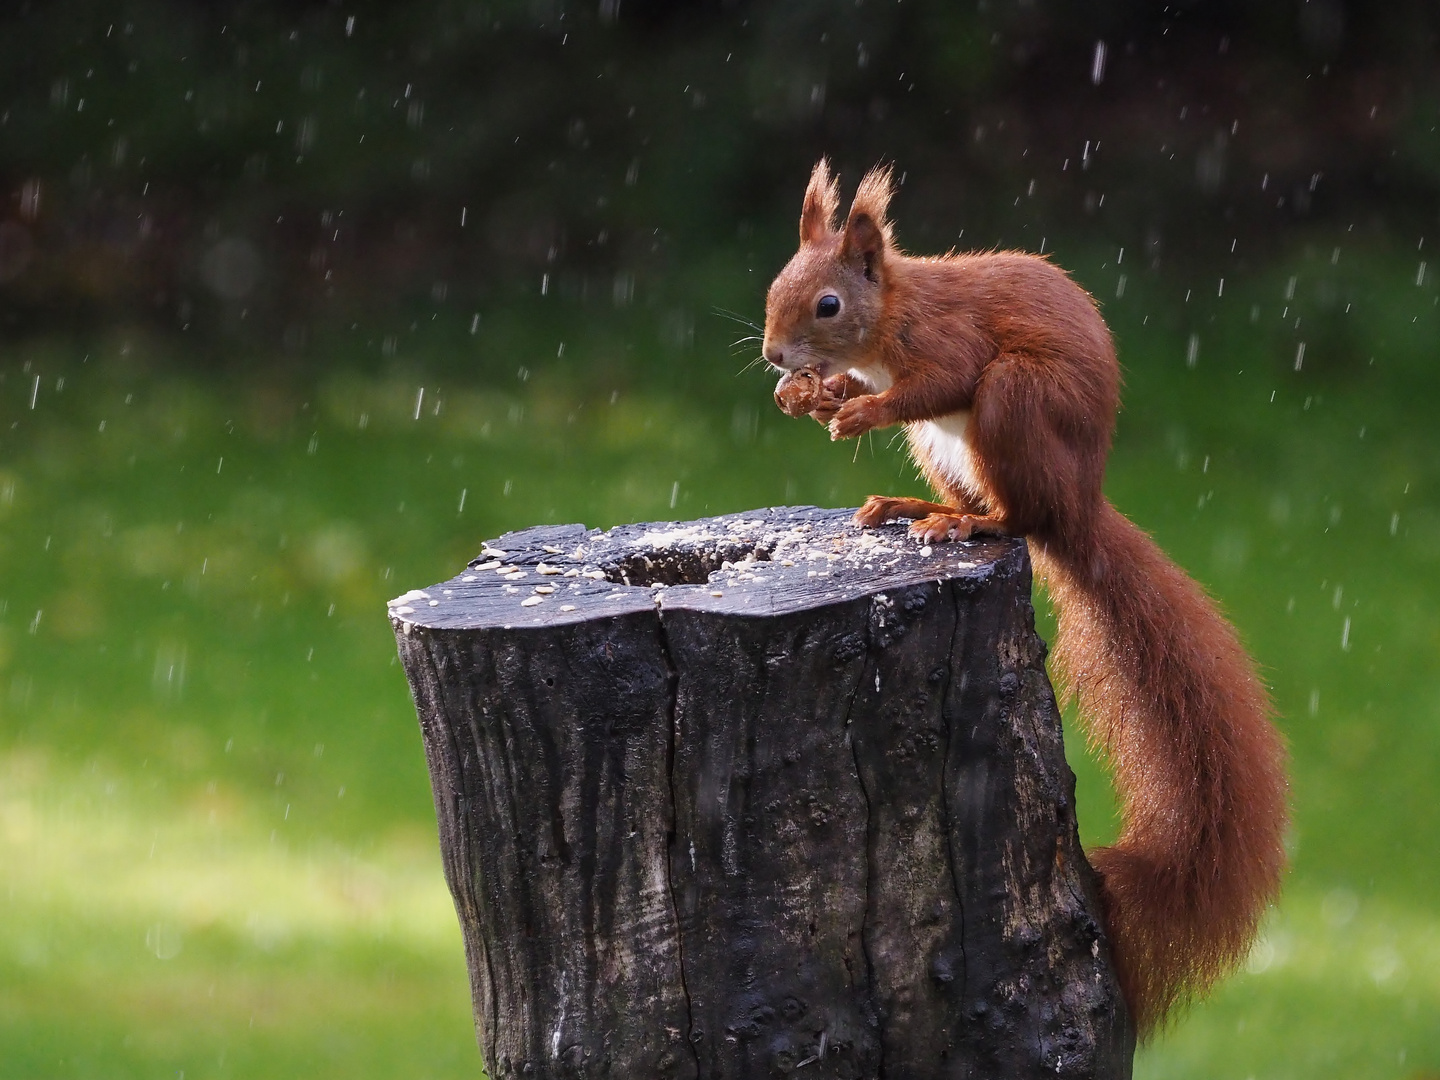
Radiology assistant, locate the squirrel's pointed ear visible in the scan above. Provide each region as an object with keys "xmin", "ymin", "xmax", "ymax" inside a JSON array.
[
  {"xmin": 841, "ymin": 165, "xmax": 895, "ymax": 280},
  {"xmin": 800, "ymin": 159, "xmax": 841, "ymax": 245},
  {"xmin": 842, "ymin": 213, "xmax": 887, "ymax": 281}
]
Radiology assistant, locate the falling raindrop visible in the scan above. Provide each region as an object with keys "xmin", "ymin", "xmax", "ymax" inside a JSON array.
[
  {"xmin": 1090, "ymin": 41, "xmax": 1107, "ymax": 84},
  {"xmin": 19, "ymin": 179, "xmax": 40, "ymax": 220},
  {"xmin": 146, "ymin": 923, "xmax": 183, "ymax": 960}
]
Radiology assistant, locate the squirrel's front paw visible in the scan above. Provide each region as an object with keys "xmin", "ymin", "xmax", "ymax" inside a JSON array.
[
  {"xmin": 828, "ymin": 396, "xmax": 884, "ymax": 440},
  {"xmin": 810, "ymin": 376, "xmax": 849, "ymax": 423},
  {"xmin": 811, "ymin": 393, "xmax": 842, "ymax": 424}
]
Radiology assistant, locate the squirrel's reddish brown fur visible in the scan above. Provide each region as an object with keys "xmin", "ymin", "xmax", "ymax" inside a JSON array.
[{"xmin": 762, "ymin": 160, "xmax": 1288, "ymax": 1036}]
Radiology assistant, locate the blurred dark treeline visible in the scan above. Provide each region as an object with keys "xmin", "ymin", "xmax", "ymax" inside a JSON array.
[{"xmin": 1, "ymin": 0, "xmax": 1437, "ymax": 359}]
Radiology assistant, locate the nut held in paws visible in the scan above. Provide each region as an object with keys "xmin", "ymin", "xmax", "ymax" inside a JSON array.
[{"xmin": 774, "ymin": 367, "xmax": 823, "ymax": 417}]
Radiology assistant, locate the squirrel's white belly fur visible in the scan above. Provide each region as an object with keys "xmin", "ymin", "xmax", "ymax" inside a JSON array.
[
  {"xmin": 908, "ymin": 411, "xmax": 985, "ymax": 503},
  {"xmin": 846, "ymin": 364, "xmax": 985, "ymax": 503},
  {"xmin": 847, "ymin": 363, "xmax": 893, "ymax": 393}
]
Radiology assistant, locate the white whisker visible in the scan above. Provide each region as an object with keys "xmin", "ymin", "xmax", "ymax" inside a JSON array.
[{"xmin": 712, "ymin": 307, "xmax": 763, "ymax": 332}]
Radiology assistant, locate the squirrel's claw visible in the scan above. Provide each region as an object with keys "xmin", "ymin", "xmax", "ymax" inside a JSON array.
[
  {"xmin": 854, "ymin": 496, "xmax": 897, "ymax": 528},
  {"xmin": 856, "ymin": 495, "xmax": 943, "ymax": 528},
  {"xmin": 811, "ymin": 398, "xmax": 842, "ymax": 424},
  {"xmin": 908, "ymin": 512, "xmax": 1008, "ymax": 544},
  {"xmin": 909, "ymin": 514, "xmax": 965, "ymax": 543},
  {"xmin": 828, "ymin": 396, "xmax": 883, "ymax": 440}
]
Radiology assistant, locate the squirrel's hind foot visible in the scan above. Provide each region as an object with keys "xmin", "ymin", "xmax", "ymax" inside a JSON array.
[
  {"xmin": 854, "ymin": 497, "xmax": 1006, "ymax": 543},
  {"xmin": 854, "ymin": 495, "xmax": 955, "ymax": 529},
  {"xmin": 909, "ymin": 512, "xmax": 1007, "ymax": 544}
]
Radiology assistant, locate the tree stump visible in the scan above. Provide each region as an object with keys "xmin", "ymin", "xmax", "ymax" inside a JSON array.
[{"xmin": 390, "ymin": 506, "xmax": 1134, "ymax": 1080}]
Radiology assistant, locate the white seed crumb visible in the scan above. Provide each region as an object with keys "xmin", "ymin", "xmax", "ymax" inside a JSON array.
[
  {"xmin": 473, "ymin": 560, "xmax": 501, "ymax": 571},
  {"xmin": 560, "ymin": 604, "xmax": 577, "ymax": 612},
  {"xmin": 710, "ymin": 590, "xmax": 724, "ymax": 598},
  {"xmin": 428, "ymin": 599, "xmax": 440, "ymax": 607},
  {"xmin": 534, "ymin": 585, "xmax": 556, "ymax": 595},
  {"xmin": 584, "ymin": 569, "xmax": 608, "ymax": 580},
  {"xmin": 563, "ymin": 569, "xmax": 581, "ymax": 577},
  {"xmin": 481, "ymin": 547, "xmax": 507, "ymax": 559},
  {"xmin": 919, "ymin": 546, "xmax": 933, "ymax": 557},
  {"xmin": 461, "ymin": 575, "xmax": 477, "ymax": 582},
  {"xmin": 521, "ymin": 595, "xmax": 545, "ymax": 607},
  {"xmin": 543, "ymin": 544, "xmax": 564, "ymax": 554},
  {"xmin": 536, "ymin": 563, "xmax": 563, "ymax": 575}
]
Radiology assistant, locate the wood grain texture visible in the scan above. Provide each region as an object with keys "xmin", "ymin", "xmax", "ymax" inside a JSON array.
[{"xmin": 392, "ymin": 506, "xmax": 1134, "ymax": 1079}]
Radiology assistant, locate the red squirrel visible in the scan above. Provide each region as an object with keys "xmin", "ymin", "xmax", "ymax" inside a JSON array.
[{"xmin": 762, "ymin": 160, "xmax": 1288, "ymax": 1036}]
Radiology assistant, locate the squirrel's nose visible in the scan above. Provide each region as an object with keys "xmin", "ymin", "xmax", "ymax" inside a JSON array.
[{"xmin": 763, "ymin": 343, "xmax": 785, "ymax": 368}]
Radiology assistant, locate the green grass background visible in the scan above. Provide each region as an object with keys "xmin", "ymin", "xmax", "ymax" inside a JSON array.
[{"xmin": 2, "ymin": 237, "xmax": 1438, "ymax": 1078}]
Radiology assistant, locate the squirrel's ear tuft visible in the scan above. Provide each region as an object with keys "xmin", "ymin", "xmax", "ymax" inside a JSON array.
[
  {"xmin": 842, "ymin": 165, "xmax": 895, "ymax": 279},
  {"xmin": 849, "ymin": 163, "xmax": 895, "ymax": 227},
  {"xmin": 800, "ymin": 159, "xmax": 841, "ymax": 245}
]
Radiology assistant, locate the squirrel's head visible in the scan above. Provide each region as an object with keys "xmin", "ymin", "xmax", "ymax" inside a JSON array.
[{"xmin": 763, "ymin": 160, "xmax": 895, "ymax": 375}]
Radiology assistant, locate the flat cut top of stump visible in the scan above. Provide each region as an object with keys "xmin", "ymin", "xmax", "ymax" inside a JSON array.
[{"xmin": 388, "ymin": 505, "xmax": 1017, "ymax": 630}]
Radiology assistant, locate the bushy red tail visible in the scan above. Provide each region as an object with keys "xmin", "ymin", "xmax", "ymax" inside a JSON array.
[{"xmin": 1032, "ymin": 501, "xmax": 1288, "ymax": 1036}]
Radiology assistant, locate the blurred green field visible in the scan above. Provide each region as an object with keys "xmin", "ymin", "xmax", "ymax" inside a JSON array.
[{"xmin": 2, "ymin": 236, "xmax": 1438, "ymax": 1078}]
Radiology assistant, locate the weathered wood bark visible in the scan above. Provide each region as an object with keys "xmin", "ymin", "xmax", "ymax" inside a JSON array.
[{"xmin": 391, "ymin": 506, "xmax": 1134, "ymax": 1080}]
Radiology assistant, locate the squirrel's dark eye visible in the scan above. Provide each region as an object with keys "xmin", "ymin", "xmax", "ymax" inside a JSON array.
[{"xmin": 816, "ymin": 294, "xmax": 841, "ymax": 318}]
